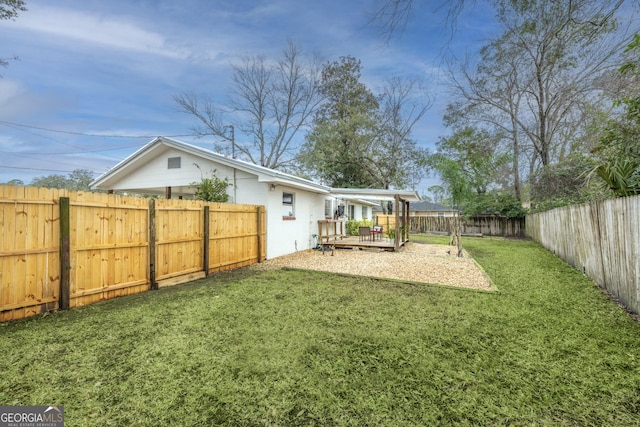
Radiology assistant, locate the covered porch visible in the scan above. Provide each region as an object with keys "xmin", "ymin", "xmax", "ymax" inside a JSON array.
[{"xmin": 320, "ymin": 189, "xmax": 420, "ymax": 252}]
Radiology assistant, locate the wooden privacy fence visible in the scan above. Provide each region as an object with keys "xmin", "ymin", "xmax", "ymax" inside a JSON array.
[
  {"xmin": 526, "ymin": 195, "xmax": 640, "ymax": 316},
  {"xmin": 409, "ymin": 215, "xmax": 526, "ymax": 237},
  {"xmin": 0, "ymin": 185, "xmax": 265, "ymax": 322}
]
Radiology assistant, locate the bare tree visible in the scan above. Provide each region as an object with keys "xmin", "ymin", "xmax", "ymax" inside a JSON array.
[
  {"xmin": 370, "ymin": 0, "xmax": 471, "ymax": 44},
  {"xmin": 368, "ymin": 76, "xmax": 432, "ymax": 188},
  {"xmin": 444, "ymin": 0, "xmax": 637, "ymax": 199},
  {"xmin": 495, "ymin": 0, "xmax": 632, "ymax": 167},
  {"xmin": 175, "ymin": 40, "xmax": 323, "ymax": 170}
]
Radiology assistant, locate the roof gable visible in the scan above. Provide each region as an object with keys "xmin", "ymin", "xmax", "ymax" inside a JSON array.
[{"xmin": 91, "ymin": 137, "xmax": 331, "ymax": 194}]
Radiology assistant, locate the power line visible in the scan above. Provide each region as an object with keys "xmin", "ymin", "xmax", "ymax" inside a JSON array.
[
  {"xmin": 0, "ymin": 120, "xmax": 193, "ymax": 139},
  {"xmin": 0, "ymin": 144, "xmax": 143, "ymax": 155},
  {"xmin": 1, "ymin": 121, "xmax": 123, "ymax": 160},
  {"xmin": 0, "ymin": 165, "xmax": 101, "ymax": 174}
]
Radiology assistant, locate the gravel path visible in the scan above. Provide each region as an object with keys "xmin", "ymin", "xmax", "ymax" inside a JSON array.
[{"xmin": 251, "ymin": 242, "xmax": 494, "ymax": 291}]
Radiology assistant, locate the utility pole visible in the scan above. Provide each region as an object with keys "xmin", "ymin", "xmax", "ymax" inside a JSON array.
[
  {"xmin": 224, "ymin": 125, "xmax": 237, "ymax": 202},
  {"xmin": 224, "ymin": 125, "xmax": 235, "ymax": 159}
]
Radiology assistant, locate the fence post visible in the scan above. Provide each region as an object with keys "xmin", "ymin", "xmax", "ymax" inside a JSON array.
[
  {"xmin": 149, "ymin": 199, "xmax": 157, "ymax": 290},
  {"xmin": 257, "ymin": 206, "xmax": 263, "ymax": 263},
  {"xmin": 59, "ymin": 197, "xmax": 70, "ymax": 310},
  {"xmin": 203, "ymin": 205, "xmax": 210, "ymax": 275}
]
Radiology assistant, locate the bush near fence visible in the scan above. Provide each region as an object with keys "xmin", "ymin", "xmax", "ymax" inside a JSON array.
[
  {"xmin": 526, "ymin": 195, "xmax": 640, "ymax": 316},
  {"xmin": 0, "ymin": 185, "xmax": 265, "ymax": 322},
  {"xmin": 408, "ymin": 215, "xmax": 526, "ymax": 237}
]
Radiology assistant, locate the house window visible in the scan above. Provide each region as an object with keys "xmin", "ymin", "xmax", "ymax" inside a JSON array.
[
  {"xmin": 362, "ymin": 206, "xmax": 368, "ymax": 219},
  {"xmin": 282, "ymin": 192, "xmax": 295, "ymax": 218},
  {"xmin": 348, "ymin": 205, "xmax": 355, "ymax": 219},
  {"xmin": 324, "ymin": 200, "xmax": 332, "ymax": 218},
  {"xmin": 437, "ymin": 212, "xmax": 445, "ymax": 217},
  {"xmin": 168, "ymin": 157, "xmax": 181, "ymax": 169}
]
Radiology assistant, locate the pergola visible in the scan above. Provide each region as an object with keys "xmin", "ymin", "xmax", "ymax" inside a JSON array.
[{"xmin": 330, "ymin": 188, "xmax": 421, "ymax": 250}]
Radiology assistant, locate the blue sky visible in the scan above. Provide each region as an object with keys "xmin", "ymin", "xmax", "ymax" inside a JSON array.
[{"xmin": 0, "ymin": 0, "xmax": 495, "ymax": 191}]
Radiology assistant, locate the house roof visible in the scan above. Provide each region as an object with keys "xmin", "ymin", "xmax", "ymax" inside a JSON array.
[
  {"xmin": 410, "ymin": 201, "xmax": 454, "ymax": 211},
  {"xmin": 90, "ymin": 136, "xmax": 332, "ymax": 194},
  {"xmin": 90, "ymin": 137, "xmax": 422, "ymax": 203},
  {"xmin": 330, "ymin": 188, "xmax": 421, "ymax": 203}
]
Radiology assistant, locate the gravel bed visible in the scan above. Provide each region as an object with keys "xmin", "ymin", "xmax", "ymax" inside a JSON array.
[{"xmin": 251, "ymin": 242, "xmax": 494, "ymax": 291}]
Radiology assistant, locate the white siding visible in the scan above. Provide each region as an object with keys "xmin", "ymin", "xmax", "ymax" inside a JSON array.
[
  {"xmin": 264, "ymin": 186, "xmax": 327, "ymax": 259},
  {"xmin": 120, "ymin": 150, "xmax": 224, "ymax": 188}
]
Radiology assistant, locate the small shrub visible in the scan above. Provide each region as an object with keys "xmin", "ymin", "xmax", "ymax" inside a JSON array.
[
  {"xmin": 345, "ymin": 219, "xmax": 373, "ymax": 236},
  {"xmin": 191, "ymin": 169, "xmax": 231, "ymax": 202}
]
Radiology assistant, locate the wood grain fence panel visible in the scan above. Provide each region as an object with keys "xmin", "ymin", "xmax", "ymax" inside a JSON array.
[
  {"xmin": 154, "ymin": 199, "xmax": 205, "ymax": 287},
  {"xmin": 208, "ymin": 204, "xmax": 263, "ymax": 272},
  {"xmin": 409, "ymin": 215, "xmax": 525, "ymax": 237},
  {"xmin": 526, "ymin": 195, "xmax": 640, "ymax": 316},
  {"xmin": 0, "ymin": 186, "xmax": 64, "ymax": 321},
  {"xmin": 2, "ymin": 185, "xmax": 265, "ymax": 322},
  {"xmin": 68, "ymin": 192, "xmax": 150, "ymax": 308}
]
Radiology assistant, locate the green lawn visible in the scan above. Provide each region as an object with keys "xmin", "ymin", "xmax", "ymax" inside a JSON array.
[{"xmin": 1, "ymin": 236, "xmax": 639, "ymax": 426}]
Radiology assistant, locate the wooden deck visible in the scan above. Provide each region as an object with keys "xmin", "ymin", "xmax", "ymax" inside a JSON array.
[{"xmin": 330, "ymin": 235, "xmax": 406, "ymax": 251}]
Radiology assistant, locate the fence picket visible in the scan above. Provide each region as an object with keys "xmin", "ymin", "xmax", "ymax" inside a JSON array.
[
  {"xmin": 0, "ymin": 185, "xmax": 266, "ymax": 322},
  {"xmin": 527, "ymin": 195, "xmax": 640, "ymax": 315}
]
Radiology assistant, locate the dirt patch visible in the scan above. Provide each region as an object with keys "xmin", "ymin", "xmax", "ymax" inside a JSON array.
[{"xmin": 251, "ymin": 242, "xmax": 494, "ymax": 291}]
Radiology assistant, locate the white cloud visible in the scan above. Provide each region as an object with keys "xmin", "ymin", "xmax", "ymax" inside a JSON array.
[
  {"xmin": 12, "ymin": 5, "xmax": 189, "ymax": 59},
  {"xmin": 0, "ymin": 79, "xmax": 62, "ymax": 120}
]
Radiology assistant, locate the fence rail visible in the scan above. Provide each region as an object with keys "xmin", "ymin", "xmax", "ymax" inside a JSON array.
[
  {"xmin": 526, "ymin": 195, "xmax": 640, "ymax": 315},
  {"xmin": 408, "ymin": 215, "xmax": 526, "ymax": 237},
  {"xmin": 0, "ymin": 185, "xmax": 265, "ymax": 322}
]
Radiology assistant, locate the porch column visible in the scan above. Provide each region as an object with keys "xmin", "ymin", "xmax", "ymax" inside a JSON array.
[{"xmin": 394, "ymin": 195, "xmax": 400, "ymax": 251}]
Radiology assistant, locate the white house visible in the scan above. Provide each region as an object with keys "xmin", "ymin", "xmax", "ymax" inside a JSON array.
[{"xmin": 91, "ymin": 137, "xmax": 419, "ymax": 259}]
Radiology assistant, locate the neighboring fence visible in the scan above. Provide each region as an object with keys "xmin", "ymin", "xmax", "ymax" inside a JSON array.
[
  {"xmin": 0, "ymin": 185, "xmax": 265, "ymax": 322},
  {"xmin": 526, "ymin": 195, "xmax": 640, "ymax": 315},
  {"xmin": 408, "ymin": 215, "xmax": 526, "ymax": 237}
]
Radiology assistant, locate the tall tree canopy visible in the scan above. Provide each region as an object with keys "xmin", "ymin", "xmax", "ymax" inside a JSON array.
[
  {"xmin": 298, "ymin": 56, "xmax": 429, "ymax": 188},
  {"xmin": 298, "ymin": 56, "xmax": 379, "ymax": 188},
  {"xmin": 430, "ymin": 126, "xmax": 509, "ymax": 195},
  {"xmin": 373, "ymin": 0, "xmax": 639, "ymax": 210},
  {"xmin": 30, "ymin": 169, "xmax": 94, "ymax": 191},
  {"xmin": 444, "ymin": 0, "xmax": 635, "ymax": 202}
]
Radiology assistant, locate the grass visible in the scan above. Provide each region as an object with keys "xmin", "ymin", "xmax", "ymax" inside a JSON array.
[{"xmin": 1, "ymin": 236, "xmax": 640, "ymax": 426}]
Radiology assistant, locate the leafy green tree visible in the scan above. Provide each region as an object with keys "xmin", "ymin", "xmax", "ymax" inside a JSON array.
[
  {"xmin": 1, "ymin": 0, "xmax": 27, "ymax": 69},
  {"xmin": 191, "ymin": 169, "xmax": 230, "ymax": 202},
  {"xmin": 464, "ymin": 191, "xmax": 528, "ymax": 218},
  {"xmin": 590, "ymin": 34, "xmax": 640, "ymax": 197},
  {"xmin": 3, "ymin": 178, "xmax": 24, "ymax": 185},
  {"xmin": 67, "ymin": 169, "xmax": 95, "ymax": 191},
  {"xmin": 30, "ymin": 174, "xmax": 69, "ymax": 190},
  {"xmin": 298, "ymin": 56, "xmax": 429, "ymax": 189},
  {"xmin": 298, "ymin": 56, "xmax": 380, "ymax": 188},
  {"xmin": 30, "ymin": 169, "xmax": 94, "ymax": 191},
  {"xmin": 430, "ymin": 156, "xmax": 472, "ymax": 256},
  {"xmin": 529, "ymin": 154, "xmax": 600, "ymax": 210},
  {"xmin": 427, "ymin": 185, "xmax": 445, "ymax": 204},
  {"xmin": 433, "ymin": 127, "xmax": 509, "ymax": 195}
]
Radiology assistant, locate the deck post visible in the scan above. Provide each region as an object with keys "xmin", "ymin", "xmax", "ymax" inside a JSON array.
[{"xmin": 394, "ymin": 195, "xmax": 401, "ymax": 251}]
